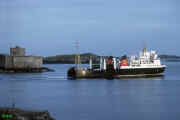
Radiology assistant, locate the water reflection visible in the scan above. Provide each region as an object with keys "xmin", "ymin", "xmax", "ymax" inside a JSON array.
[{"xmin": 68, "ymin": 76, "xmax": 165, "ymax": 80}]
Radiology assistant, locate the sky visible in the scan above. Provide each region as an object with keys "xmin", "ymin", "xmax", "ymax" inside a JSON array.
[{"xmin": 0, "ymin": 0, "xmax": 179, "ymax": 57}]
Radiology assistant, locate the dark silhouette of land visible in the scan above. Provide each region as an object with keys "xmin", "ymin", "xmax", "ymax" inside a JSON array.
[
  {"xmin": 0, "ymin": 107, "xmax": 55, "ymax": 120},
  {"xmin": 43, "ymin": 53, "xmax": 180, "ymax": 64}
]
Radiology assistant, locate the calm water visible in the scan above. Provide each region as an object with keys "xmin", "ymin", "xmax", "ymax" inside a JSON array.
[{"xmin": 0, "ymin": 62, "xmax": 180, "ymax": 120}]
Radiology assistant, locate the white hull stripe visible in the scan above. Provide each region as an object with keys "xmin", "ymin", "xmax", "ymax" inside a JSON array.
[
  {"xmin": 120, "ymin": 65, "xmax": 166, "ymax": 69},
  {"xmin": 115, "ymin": 73, "xmax": 164, "ymax": 77}
]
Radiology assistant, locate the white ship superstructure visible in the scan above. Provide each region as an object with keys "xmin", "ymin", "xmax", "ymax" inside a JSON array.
[{"xmin": 121, "ymin": 48, "xmax": 166, "ymax": 69}]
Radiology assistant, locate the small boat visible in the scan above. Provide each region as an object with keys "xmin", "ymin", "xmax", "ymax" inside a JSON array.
[{"xmin": 67, "ymin": 48, "xmax": 166, "ymax": 79}]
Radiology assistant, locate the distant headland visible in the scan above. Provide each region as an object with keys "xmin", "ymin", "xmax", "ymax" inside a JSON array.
[
  {"xmin": 43, "ymin": 53, "xmax": 180, "ymax": 64},
  {"xmin": 159, "ymin": 54, "xmax": 180, "ymax": 62},
  {"xmin": 43, "ymin": 53, "xmax": 102, "ymax": 64}
]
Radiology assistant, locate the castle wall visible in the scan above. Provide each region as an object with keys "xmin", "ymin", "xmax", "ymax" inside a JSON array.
[
  {"xmin": 0, "ymin": 55, "xmax": 13, "ymax": 69},
  {"xmin": 13, "ymin": 56, "xmax": 43, "ymax": 69},
  {"xmin": 0, "ymin": 47, "xmax": 43, "ymax": 69},
  {"xmin": 0, "ymin": 55, "xmax": 6, "ymax": 68},
  {"xmin": 10, "ymin": 47, "xmax": 25, "ymax": 56},
  {"xmin": 5, "ymin": 56, "xmax": 13, "ymax": 69}
]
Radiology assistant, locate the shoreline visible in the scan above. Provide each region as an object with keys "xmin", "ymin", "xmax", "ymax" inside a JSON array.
[
  {"xmin": 43, "ymin": 53, "xmax": 180, "ymax": 64},
  {"xmin": 0, "ymin": 107, "xmax": 55, "ymax": 120},
  {"xmin": 0, "ymin": 67, "xmax": 55, "ymax": 73}
]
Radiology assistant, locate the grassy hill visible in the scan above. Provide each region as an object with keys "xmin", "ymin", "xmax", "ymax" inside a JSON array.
[{"xmin": 43, "ymin": 53, "xmax": 101, "ymax": 64}]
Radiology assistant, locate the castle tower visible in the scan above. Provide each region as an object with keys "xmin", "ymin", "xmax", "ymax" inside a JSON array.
[{"xmin": 10, "ymin": 46, "xmax": 25, "ymax": 56}]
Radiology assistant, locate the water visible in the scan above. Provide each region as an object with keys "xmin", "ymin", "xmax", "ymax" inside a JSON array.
[{"xmin": 0, "ymin": 62, "xmax": 180, "ymax": 120}]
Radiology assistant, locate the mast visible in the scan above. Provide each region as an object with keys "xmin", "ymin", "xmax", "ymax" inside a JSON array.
[
  {"xmin": 143, "ymin": 40, "xmax": 147, "ymax": 56},
  {"xmin": 10, "ymin": 78, "xmax": 15, "ymax": 108},
  {"xmin": 75, "ymin": 40, "xmax": 81, "ymax": 68},
  {"xmin": 89, "ymin": 56, "xmax": 92, "ymax": 70},
  {"xmin": 143, "ymin": 40, "xmax": 147, "ymax": 51}
]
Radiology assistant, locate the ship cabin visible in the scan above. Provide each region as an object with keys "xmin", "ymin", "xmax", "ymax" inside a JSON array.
[{"xmin": 89, "ymin": 48, "xmax": 163, "ymax": 72}]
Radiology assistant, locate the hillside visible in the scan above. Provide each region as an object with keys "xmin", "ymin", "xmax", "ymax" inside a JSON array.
[
  {"xmin": 43, "ymin": 53, "xmax": 101, "ymax": 64},
  {"xmin": 43, "ymin": 53, "xmax": 180, "ymax": 64},
  {"xmin": 159, "ymin": 54, "xmax": 180, "ymax": 62}
]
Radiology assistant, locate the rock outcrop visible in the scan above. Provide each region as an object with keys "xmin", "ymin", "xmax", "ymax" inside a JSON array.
[{"xmin": 0, "ymin": 107, "xmax": 55, "ymax": 120}]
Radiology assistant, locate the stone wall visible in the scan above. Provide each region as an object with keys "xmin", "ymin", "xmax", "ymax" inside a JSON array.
[
  {"xmin": 13, "ymin": 56, "xmax": 43, "ymax": 69},
  {"xmin": 5, "ymin": 56, "xmax": 13, "ymax": 69},
  {"xmin": 10, "ymin": 47, "xmax": 25, "ymax": 56},
  {"xmin": 0, "ymin": 47, "xmax": 43, "ymax": 69},
  {"xmin": 0, "ymin": 54, "xmax": 6, "ymax": 68},
  {"xmin": 0, "ymin": 55, "xmax": 14, "ymax": 69}
]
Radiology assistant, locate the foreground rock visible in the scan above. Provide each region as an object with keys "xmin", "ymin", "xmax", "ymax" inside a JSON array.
[
  {"xmin": 0, "ymin": 67, "xmax": 55, "ymax": 73},
  {"xmin": 0, "ymin": 107, "xmax": 55, "ymax": 120}
]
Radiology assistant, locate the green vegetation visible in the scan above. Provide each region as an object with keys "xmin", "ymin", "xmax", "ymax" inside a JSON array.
[
  {"xmin": 1, "ymin": 114, "xmax": 13, "ymax": 119},
  {"xmin": 0, "ymin": 108, "xmax": 55, "ymax": 120},
  {"xmin": 43, "ymin": 53, "xmax": 102, "ymax": 64}
]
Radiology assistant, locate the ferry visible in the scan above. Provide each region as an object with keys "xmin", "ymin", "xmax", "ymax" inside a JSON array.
[{"xmin": 67, "ymin": 48, "xmax": 166, "ymax": 79}]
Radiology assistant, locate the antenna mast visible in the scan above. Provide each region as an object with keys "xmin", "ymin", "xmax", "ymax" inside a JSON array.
[
  {"xmin": 75, "ymin": 40, "xmax": 81, "ymax": 68},
  {"xmin": 143, "ymin": 40, "xmax": 147, "ymax": 53},
  {"xmin": 10, "ymin": 79, "xmax": 15, "ymax": 108}
]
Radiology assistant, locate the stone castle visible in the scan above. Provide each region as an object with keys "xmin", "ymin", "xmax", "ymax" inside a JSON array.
[{"xmin": 0, "ymin": 46, "xmax": 42, "ymax": 69}]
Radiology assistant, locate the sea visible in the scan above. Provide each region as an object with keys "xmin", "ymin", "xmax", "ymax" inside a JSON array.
[{"xmin": 0, "ymin": 62, "xmax": 180, "ymax": 120}]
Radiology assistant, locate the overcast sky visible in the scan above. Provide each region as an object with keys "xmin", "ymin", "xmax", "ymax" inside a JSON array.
[{"xmin": 0, "ymin": 0, "xmax": 179, "ymax": 56}]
